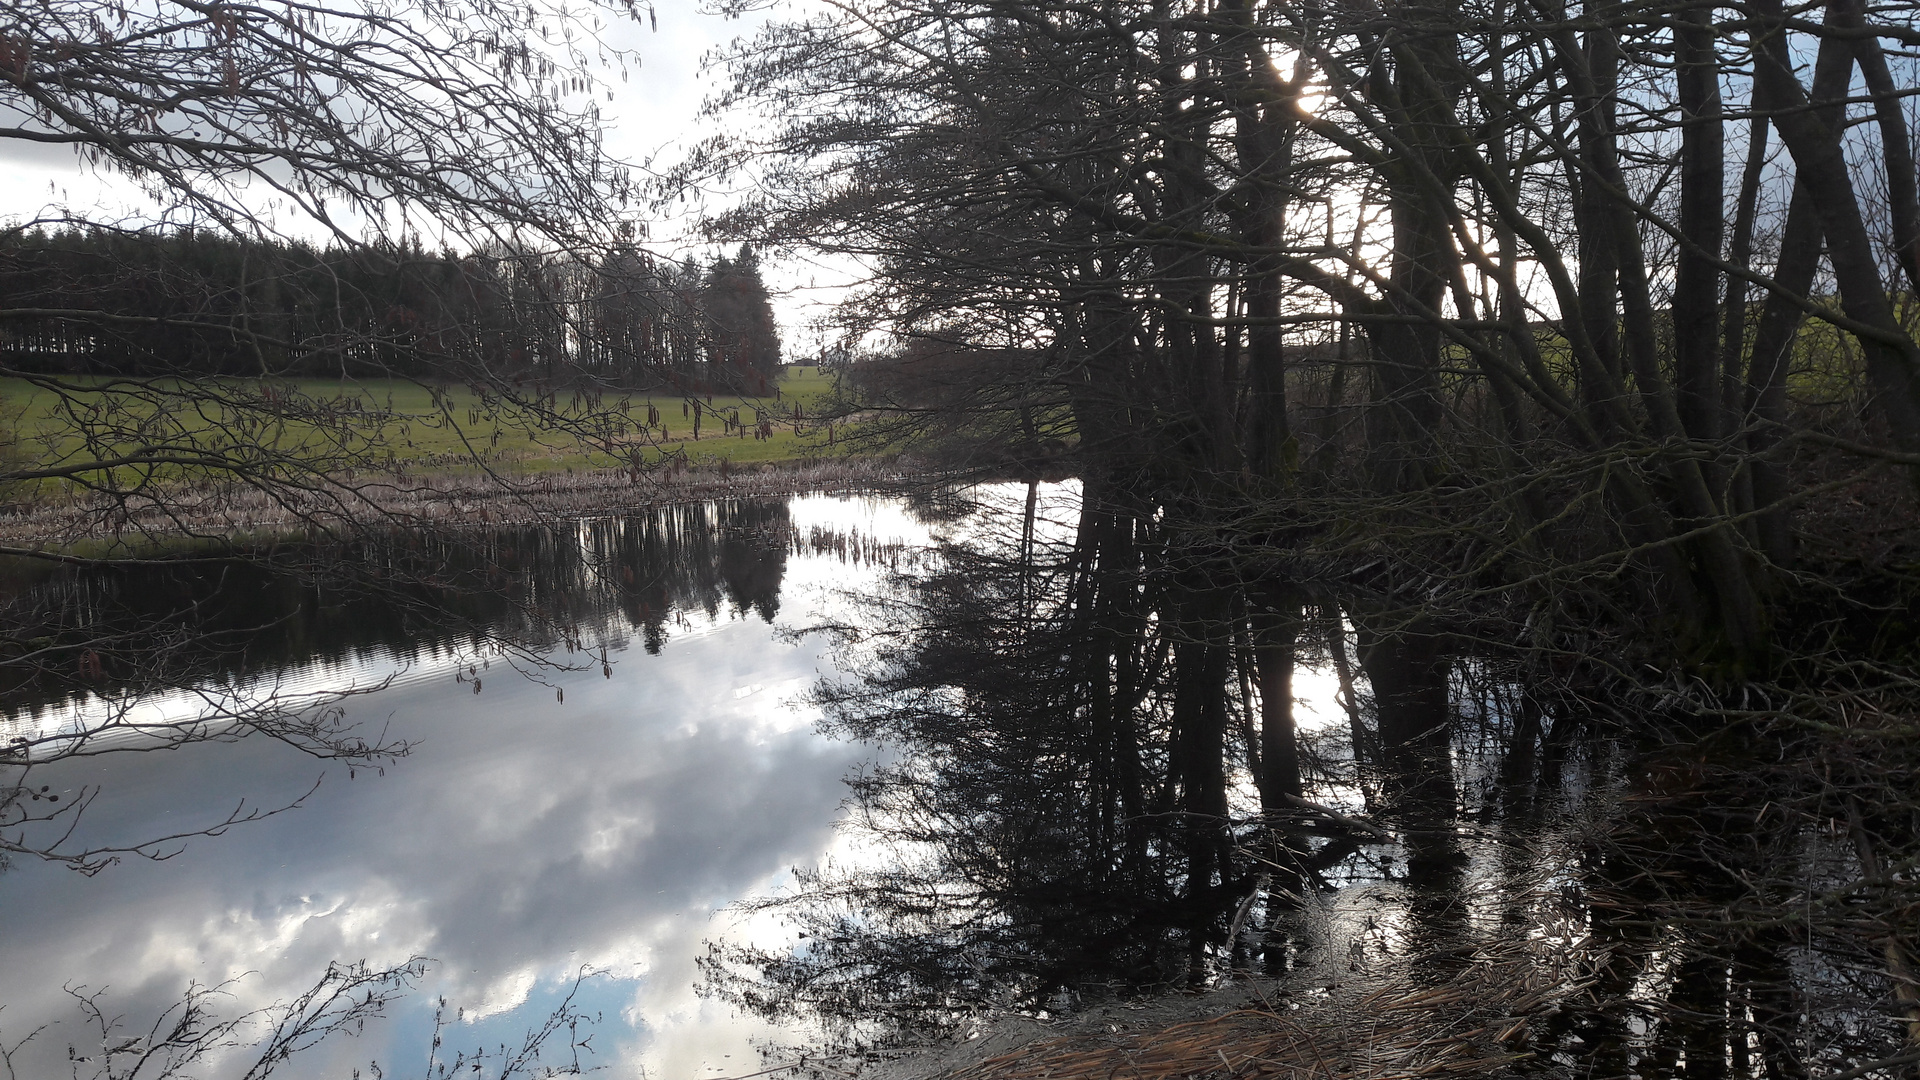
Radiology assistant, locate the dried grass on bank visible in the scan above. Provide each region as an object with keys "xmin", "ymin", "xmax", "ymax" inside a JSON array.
[
  {"xmin": 0, "ymin": 458, "xmax": 927, "ymax": 547},
  {"xmin": 933, "ymin": 951, "xmax": 1591, "ymax": 1080}
]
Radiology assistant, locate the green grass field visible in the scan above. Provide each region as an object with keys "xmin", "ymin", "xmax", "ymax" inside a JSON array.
[{"xmin": 0, "ymin": 367, "xmax": 855, "ymax": 486}]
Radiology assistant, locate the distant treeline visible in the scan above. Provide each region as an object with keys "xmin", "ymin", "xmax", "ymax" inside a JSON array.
[{"xmin": 0, "ymin": 229, "xmax": 781, "ymax": 393}]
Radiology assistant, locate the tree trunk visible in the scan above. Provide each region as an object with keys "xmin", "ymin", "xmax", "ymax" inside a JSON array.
[
  {"xmin": 1753, "ymin": 0, "xmax": 1920, "ymax": 453},
  {"xmin": 1354, "ymin": 615, "xmax": 1456, "ymax": 815},
  {"xmin": 1674, "ymin": 2, "xmax": 1726, "ymax": 446}
]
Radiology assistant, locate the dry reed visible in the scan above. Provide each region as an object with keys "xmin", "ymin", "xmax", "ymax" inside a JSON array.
[{"xmin": 940, "ymin": 950, "xmax": 1589, "ymax": 1080}]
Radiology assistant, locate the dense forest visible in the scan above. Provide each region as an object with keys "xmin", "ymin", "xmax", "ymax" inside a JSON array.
[
  {"xmin": 0, "ymin": 229, "xmax": 782, "ymax": 393},
  {"xmin": 685, "ymin": 0, "xmax": 1920, "ymax": 1073},
  {"xmin": 695, "ymin": 0, "xmax": 1920, "ymax": 759},
  {"xmin": 704, "ymin": 0, "xmax": 1920, "ymax": 666}
]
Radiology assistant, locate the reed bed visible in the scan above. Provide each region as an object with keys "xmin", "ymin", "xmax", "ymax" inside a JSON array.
[{"xmin": 941, "ymin": 952, "xmax": 1588, "ymax": 1080}]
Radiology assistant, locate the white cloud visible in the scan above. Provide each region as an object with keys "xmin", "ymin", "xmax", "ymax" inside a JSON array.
[{"xmin": 0, "ymin": 504, "xmax": 932, "ymax": 1079}]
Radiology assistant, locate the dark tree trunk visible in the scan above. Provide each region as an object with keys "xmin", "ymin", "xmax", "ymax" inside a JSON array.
[
  {"xmin": 1673, "ymin": 3, "xmax": 1726, "ymax": 446},
  {"xmin": 1753, "ymin": 0, "xmax": 1920, "ymax": 453},
  {"xmin": 1250, "ymin": 586, "xmax": 1303, "ymax": 809},
  {"xmin": 1354, "ymin": 616, "xmax": 1456, "ymax": 816}
]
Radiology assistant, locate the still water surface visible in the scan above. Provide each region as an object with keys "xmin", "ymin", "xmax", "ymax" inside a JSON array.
[
  {"xmin": 8, "ymin": 481, "xmax": 1901, "ymax": 1080},
  {"xmin": 0, "ymin": 491, "xmax": 949, "ymax": 1080}
]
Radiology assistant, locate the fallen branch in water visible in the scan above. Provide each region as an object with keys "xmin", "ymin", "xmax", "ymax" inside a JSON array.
[{"xmin": 1276, "ymin": 794, "xmax": 1395, "ymax": 843}]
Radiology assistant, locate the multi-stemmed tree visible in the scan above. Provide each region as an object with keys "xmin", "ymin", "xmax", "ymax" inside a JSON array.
[
  {"xmin": 701, "ymin": 0, "xmax": 1920, "ymax": 703},
  {"xmin": 697, "ymin": 0, "xmax": 1920, "ymax": 1067}
]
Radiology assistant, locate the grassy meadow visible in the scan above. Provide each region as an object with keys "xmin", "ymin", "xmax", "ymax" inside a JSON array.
[{"xmin": 0, "ymin": 367, "xmax": 853, "ymax": 490}]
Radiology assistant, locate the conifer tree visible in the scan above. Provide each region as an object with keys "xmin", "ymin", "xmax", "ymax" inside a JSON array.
[{"xmin": 701, "ymin": 245, "xmax": 782, "ymax": 393}]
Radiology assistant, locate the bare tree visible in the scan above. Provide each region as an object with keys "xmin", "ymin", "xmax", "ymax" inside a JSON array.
[
  {"xmin": 0, "ymin": 0, "xmax": 693, "ymax": 875},
  {"xmin": 699, "ymin": 0, "xmax": 1920, "ymax": 1069},
  {"xmin": 0, "ymin": 0, "xmax": 688, "ymax": 543},
  {"xmin": 0, "ymin": 957, "xmax": 603, "ymax": 1079}
]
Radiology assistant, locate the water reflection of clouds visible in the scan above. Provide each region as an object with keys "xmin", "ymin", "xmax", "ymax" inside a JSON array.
[{"xmin": 0, "ymin": 501, "xmax": 933, "ymax": 1080}]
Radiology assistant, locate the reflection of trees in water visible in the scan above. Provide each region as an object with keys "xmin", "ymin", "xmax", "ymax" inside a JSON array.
[
  {"xmin": 0, "ymin": 499, "xmax": 799, "ymax": 718},
  {"xmin": 0, "ymin": 499, "xmax": 803, "ymax": 870},
  {"xmin": 0, "ymin": 954, "xmax": 605, "ymax": 1080},
  {"xmin": 704, "ymin": 486, "xmax": 1920, "ymax": 1078},
  {"xmin": 703, "ymin": 483, "xmax": 1392, "ymax": 1039},
  {"xmin": 582, "ymin": 499, "xmax": 793, "ymax": 653}
]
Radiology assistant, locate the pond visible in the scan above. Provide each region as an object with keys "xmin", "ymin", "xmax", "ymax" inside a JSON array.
[
  {"xmin": 0, "ymin": 490, "xmax": 943, "ymax": 1080},
  {"xmin": 3, "ymin": 481, "xmax": 1915, "ymax": 1080}
]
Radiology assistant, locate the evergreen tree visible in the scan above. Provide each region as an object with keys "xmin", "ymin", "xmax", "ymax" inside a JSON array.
[{"xmin": 701, "ymin": 245, "xmax": 782, "ymax": 393}]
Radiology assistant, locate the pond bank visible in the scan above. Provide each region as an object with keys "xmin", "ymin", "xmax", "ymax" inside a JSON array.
[
  {"xmin": 817, "ymin": 943, "xmax": 1584, "ymax": 1080},
  {"xmin": 0, "ymin": 456, "xmax": 931, "ymax": 548}
]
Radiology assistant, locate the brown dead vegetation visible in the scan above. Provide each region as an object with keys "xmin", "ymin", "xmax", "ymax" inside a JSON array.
[
  {"xmin": 0, "ymin": 458, "xmax": 931, "ymax": 548},
  {"xmin": 903, "ymin": 948, "xmax": 1594, "ymax": 1080}
]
